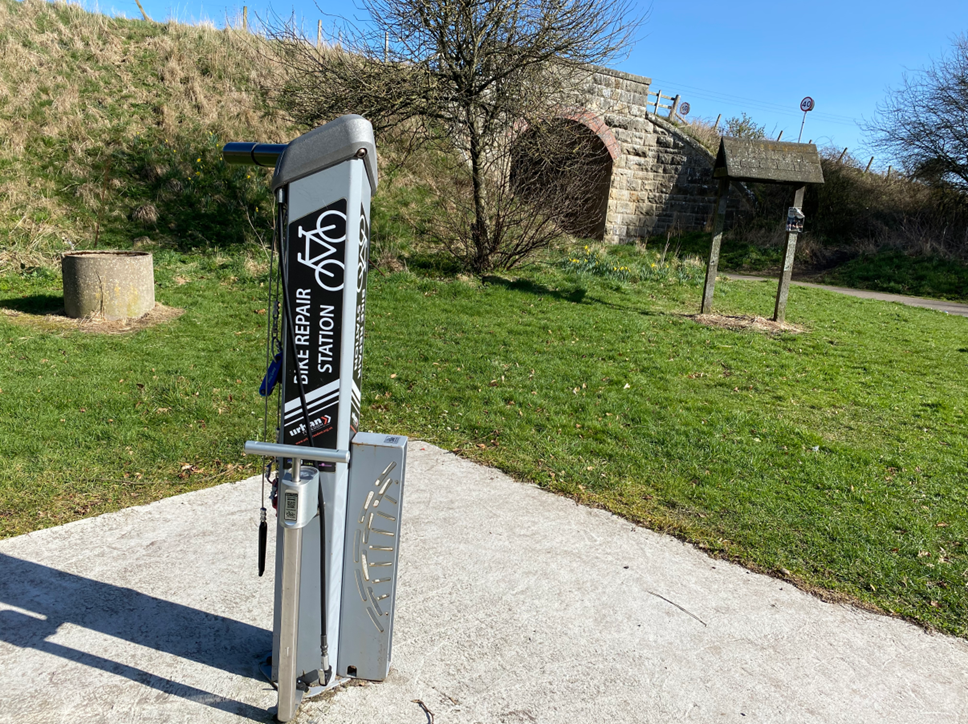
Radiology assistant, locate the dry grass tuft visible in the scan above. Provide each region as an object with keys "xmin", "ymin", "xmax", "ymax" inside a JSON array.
[
  {"xmin": 132, "ymin": 204, "xmax": 159, "ymax": 225},
  {"xmin": 689, "ymin": 313, "xmax": 807, "ymax": 335},
  {"xmin": 678, "ymin": 117, "xmax": 722, "ymax": 154},
  {"xmin": 1, "ymin": 301, "xmax": 184, "ymax": 334}
]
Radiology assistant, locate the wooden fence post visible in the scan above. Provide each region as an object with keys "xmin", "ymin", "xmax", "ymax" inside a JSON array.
[
  {"xmin": 865, "ymin": 156, "xmax": 874, "ymax": 173},
  {"xmin": 242, "ymin": 6, "xmax": 247, "ymax": 30},
  {"xmin": 715, "ymin": 113, "xmax": 722, "ymax": 130},
  {"xmin": 317, "ymin": 19, "xmax": 322, "ymax": 47},
  {"xmin": 653, "ymin": 90, "xmax": 661, "ymax": 115},
  {"xmin": 669, "ymin": 94, "xmax": 680, "ymax": 120},
  {"xmin": 776, "ymin": 130, "xmax": 784, "ymax": 142},
  {"xmin": 135, "ymin": 0, "xmax": 151, "ymax": 22},
  {"xmin": 837, "ymin": 147, "xmax": 848, "ymax": 163}
]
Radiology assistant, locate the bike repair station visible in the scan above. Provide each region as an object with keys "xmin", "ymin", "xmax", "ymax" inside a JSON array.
[{"xmin": 224, "ymin": 115, "xmax": 407, "ymax": 722}]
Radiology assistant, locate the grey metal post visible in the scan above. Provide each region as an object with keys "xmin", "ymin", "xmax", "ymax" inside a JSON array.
[
  {"xmin": 276, "ymin": 457, "xmax": 301, "ymax": 723},
  {"xmin": 773, "ymin": 185, "xmax": 806, "ymax": 322},
  {"xmin": 275, "ymin": 460, "xmax": 319, "ymax": 722},
  {"xmin": 270, "ymin": 119, "xmax": 377, "ymax": 706},
  {"xmin": 700, "ymin": 178, "xmax": 730, "ymax": 314}
]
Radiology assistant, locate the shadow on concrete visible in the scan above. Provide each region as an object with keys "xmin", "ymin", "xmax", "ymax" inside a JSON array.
[{"xmin": 0, "ymin": 553, "xmax": 272, "ymax": 721}]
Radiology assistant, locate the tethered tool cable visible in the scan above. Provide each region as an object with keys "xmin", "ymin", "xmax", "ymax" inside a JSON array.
[{"xmin": 256, "ymin": 207, "xmax": 280, "ymax": 578}]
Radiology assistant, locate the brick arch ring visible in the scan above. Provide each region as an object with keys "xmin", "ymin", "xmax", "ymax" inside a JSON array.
[
  {"xmin": 554, "ymin": 108, "xmax": 622, "ymax": 160},
  {"xmin": 511, "ymin": 108, "xmax": 622, "ymax": 161}
]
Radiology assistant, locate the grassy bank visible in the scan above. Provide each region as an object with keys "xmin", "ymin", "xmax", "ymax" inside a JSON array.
[
  {"xmin": 822, "ymin": 251, "xmax": 968, "ymax": 301},
  {"xmin": 0, "ymin": 0, "xmax": 288, "ymax": 267},
  {"xmin": 2, "ymin": 245, "xmax": 966, "ymax": 638}
]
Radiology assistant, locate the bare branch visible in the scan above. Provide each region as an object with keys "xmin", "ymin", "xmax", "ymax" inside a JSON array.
[
  {"xmin": 864, "ymin": 35, "xmax": 968, "ymax": 191},
  {"xmin": 265, "ymin": 0, "xmax": 643, "ymax": 273}
]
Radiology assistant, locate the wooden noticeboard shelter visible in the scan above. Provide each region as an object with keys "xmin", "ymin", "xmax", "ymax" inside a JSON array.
[{"xmin": 701, "ymin": 138, "xmax": 825, "ymax": 322}]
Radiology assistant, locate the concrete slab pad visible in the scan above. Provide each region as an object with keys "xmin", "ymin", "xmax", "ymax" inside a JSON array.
[{"xmin": 2, "ymin": 444, "xmax": 967, "ymax": 723}]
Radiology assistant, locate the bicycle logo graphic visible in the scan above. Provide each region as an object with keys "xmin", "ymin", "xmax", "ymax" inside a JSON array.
[{"xmin": 297, "ymin": 205, "xmax": 347, "ymax": 291}]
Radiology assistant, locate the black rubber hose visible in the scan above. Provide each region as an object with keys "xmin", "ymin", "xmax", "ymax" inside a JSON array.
[
  {"xmin": 258, "ymin": 509, "xmax": 268, "ymax": 577},
  {"xmin": 317, "ymin": 488, "xmax": 331, "ymax": 684}
]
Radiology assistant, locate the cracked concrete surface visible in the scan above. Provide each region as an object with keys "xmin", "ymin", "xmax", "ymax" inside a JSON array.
[{"xmin": 1, "ymin": 443, "xmax": 967, "ymax": 723}]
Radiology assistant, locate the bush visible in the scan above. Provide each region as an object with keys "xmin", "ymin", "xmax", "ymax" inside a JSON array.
[{"xmin": 731, "ymin": 149, "xmax": 968, "ymax": 261}]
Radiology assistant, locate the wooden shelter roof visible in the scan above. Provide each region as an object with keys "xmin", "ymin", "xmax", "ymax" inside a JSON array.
[{"xmin": 713, "ymin": 138, "xmax": 824, "ymax": 184}]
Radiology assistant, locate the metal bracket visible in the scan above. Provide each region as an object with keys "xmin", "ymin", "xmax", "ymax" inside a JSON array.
[{"xmin": 245, "ymin": 440, "xmax": 350, "ymax": 465}]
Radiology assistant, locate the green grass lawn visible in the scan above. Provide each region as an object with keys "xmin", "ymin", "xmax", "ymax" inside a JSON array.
[
  {"xmin": 668, "ymin": 230, "xmax": 968, "ymax": 302},
  {"xmin": 1, "ymin": 246, "xmax": 966, "ymax": 637},
  {"xmin": 0, "ymin": 250, "xmax": 270, "ymax": 530},
  {"xmin": 824, "ymin": 251, "xmax": 968, "ymax": 301}
]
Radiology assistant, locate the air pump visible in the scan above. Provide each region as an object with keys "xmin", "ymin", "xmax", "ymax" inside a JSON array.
[{"xmin": 224, "ymin": 115, "xmax": 407, "ymax": 722}]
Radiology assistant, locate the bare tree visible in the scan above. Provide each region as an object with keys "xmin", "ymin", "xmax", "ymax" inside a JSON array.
[
  {"xmin": 267, "ymin": 0, "xmax": 640, "ymax": 273},
  {"xmin": 864, "ymin": 35, "xmax": 968, "ymax": 191}
]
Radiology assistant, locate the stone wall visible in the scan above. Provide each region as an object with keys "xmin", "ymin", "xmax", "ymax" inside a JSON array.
[{"xmin": 568, "ymin": 67, "xmax": 747, "ymax": 244}]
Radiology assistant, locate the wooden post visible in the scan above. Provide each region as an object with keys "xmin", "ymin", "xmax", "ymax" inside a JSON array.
[
  {"xmin": 865, "ymin": 156, "xmax": 874, "ymax": 173},
  {"xmin": 134, "ymin": 0, "xmax": 151, "ymax": 21},
  {"xmin": 700, "ymin": 178, "xmax": 731, "ymax": 314},
  {"xmin": 653, "ymin": 90, "xmax": 661, "ymax": 115},
  {"xmin": 837, "ymin": 147, "xmax": 848, "ymax": 163},
  {"xmin": 886, "ymin": 165, "xmax": 892, "ymax": 181},
  {"xmin": 715, "ymin": 113, "xmax": 722, "ymax": 130},
  {"xmin": 669, "ymin": 94, "xmax": 680, "ymax": 120},
  {"xmin": 242, "ymin": 6, "xmax": 247, "ymax": 30},
  {"xmin": 317, "ymin": 19, "xmax": 322, "ymax": 47},
  {"xmin": 776, "ymin": 130, "xmax": 784, "ymax": 141},
  {"xmin": 773, "ymin": 185, "xmax": 806, "ymax": 322},
  {"xmin": 384, "ymin": 32, "xmax": 389, "ymax": 62}
]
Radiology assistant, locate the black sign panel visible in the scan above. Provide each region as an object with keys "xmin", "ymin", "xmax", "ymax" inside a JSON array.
[{"xmin": 282, "ymin": 198, "xmax": 347, "ymax": 449}]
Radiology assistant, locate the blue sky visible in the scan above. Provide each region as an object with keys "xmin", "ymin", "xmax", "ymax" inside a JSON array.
[{"xmin": 97, "ymin": 0, "xmax": 965, "ymax": 168}]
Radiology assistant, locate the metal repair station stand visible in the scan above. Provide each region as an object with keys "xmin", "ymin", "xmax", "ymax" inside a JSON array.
[{"xmin": 224, "ymin": 115, "xmax": 407, "ymax": 722}]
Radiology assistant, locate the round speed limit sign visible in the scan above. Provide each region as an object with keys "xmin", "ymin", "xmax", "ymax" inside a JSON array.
[
  {"xmin": 679, "ymin": 102, "xmax": 690, "ymax": 116},
  {"xmin": 800, "ymin": 97, "xmax": 815, "ymax": 112}
]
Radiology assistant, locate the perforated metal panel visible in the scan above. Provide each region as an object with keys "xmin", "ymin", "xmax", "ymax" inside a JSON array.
[{"xmin": 337, "ymin": 433, "xmax": 407, "ymax": 681}]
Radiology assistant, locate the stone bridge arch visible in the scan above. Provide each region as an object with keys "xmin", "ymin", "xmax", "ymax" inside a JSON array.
[
  {"xmin": 509, "ymin": 109, "xmax": 618, "ymax": 240},
  {"xmin": 569, "ymin": 67, "xmax": 746, "ymax": 243}
]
